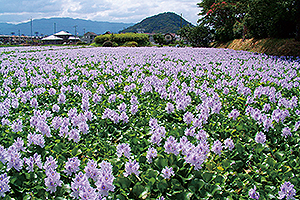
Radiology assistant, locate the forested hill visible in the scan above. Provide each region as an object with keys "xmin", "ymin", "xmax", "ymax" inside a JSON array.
[{"xmin": 121, "ymin": 12, "xmax": 194, "ymax": 34}]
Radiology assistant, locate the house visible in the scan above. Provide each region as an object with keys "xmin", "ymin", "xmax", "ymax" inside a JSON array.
[
  {"xmin": 82, "ymin": 32, "xmax": 97, "ymax": 44},
  {"xmin": 68, "ymin": 36, "xmax": 81, "ymax": 44},
  {"xmin": 41, "ymin": 35, "xmax": 63, "ymax": 45},
  {"xmin": 54, "ymin": 31, "xmax": 73, "ymax": 43}
]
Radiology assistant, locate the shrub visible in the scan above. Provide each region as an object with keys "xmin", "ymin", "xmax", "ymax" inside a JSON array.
[
  {"xmin": 102, "ymin": 40, "xmax": 113, "ymax": 47},
  {"xmin": 123, "ymin": 41, "xmax": 138, "ymax": 47},
  {"xmin": 94, "ymin": 33, "xmax": 149, "ymax": 46}
]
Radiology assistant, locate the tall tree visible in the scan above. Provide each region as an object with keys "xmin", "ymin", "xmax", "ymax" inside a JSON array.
[{"xmin": 197, "ymin": 0, "xmax": 297, "ymax": 41}]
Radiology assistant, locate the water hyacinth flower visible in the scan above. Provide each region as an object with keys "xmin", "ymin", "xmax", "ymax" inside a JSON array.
[
  {"xmin": 164, "ymin": 136, "xmax": 179, "ymax": 156},
  {"xmin": 58, "ymin": 93, "xmax": 66, "ymax": 104},
  {"xmin": 11, "ymin": 119, "xmax": 23, "ymax": 133},
  {"xmin": 281, "ymin": 127, "xmax": 292, "ymax": 138},
  {"xmin": 211, "ymin": 140, "xmax": 223, "ymax": 156},
  {"xmin": 84, "ymin": 159, "xmax": 100, "ymax": 181},
  {"xmin": 165, "ymin": 102, "xmax": 174, "ymax": 114},
  {"xmin": 116, "ymin": 143, "xmax": 131, "ymax": 158},
  {"xmin": 64, "ymin": 157, "xmax": 80, "ymax": 176},
  {"xmin": 27, "ymin": 133, "xmax": 45, "ymax": 148},
  {"xmin": 71, "ymin": 172, "xmax": 90, "ymax": 199},
  {"xmin": 146, "ymin": 147, "xmax": 157, "ymax": 163},
  {"xmin": 278, "ymin": 181, "xmax": 296, "ymax": 200},
  {"xmin": 24, "ymin": 153, "xmax": 43, "ymax": 172},
  {"xmin": 248, "ymin": 185, "xmax": 260, "ymax": 199},
  {"xmin": 0, "ymin": 173, "xmax": 10, "ymax": 197},
  {"xmin": 224, "ymin": 138, "xmax": 235, "ymax": 151},
  {"xmin": 6, "ymin": 146, "xmax": 23, "ymax": 171},
  {"xmin": 255, "ymin": 132, "xmax": 266, "ymax": 144},
  {"xmin": 30, "ymin": 98, "xmax": 38, "ymax": 108},
  {"xmin": 96, "ymin": 161, "xmax": 115, "ymax": 197},
  {"xmin": 0, "ymin": 146, "xmax": 7, "ymax": 165},
  {"xmin": 44, "ymin": 169, "xmax": 63, "ymax": 193},
  {"xmin": 124, "ymin": 159, "xmax": 140, "ymax": 177},
  {"xmin": 161, "ymin": 166, "xmax": 175, "ymax": 179},
  {"xmin": 228, "ymin": 109, "xmax": 240, "ymax": 120},
  {"xmin": 183, "ymin": 111, "xmax": 194, "ymax": 125},
  {"xmin": 52, "ymin": 104, "xmax": 60, "ymax": 112}
]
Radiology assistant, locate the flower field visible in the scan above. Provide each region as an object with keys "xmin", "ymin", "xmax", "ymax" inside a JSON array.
[{"xmin": 0, "ymin": 46, "xmax": 299, "ymax": 199}]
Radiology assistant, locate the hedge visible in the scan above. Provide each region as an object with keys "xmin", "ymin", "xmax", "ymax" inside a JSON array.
[{"xmin": 94, "ymin": 33, "xmax": 149, "ymax": 47}]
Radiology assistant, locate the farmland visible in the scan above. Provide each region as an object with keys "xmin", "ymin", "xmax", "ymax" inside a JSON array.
[{"xmin": 0, "ymin": 46, "xmax": 299, "ymax": 199}]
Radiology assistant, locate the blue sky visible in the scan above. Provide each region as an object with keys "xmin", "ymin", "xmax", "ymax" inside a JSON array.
[{"xmin": 0, "ymin": 0, "xmax": 201, "ymax": 25}]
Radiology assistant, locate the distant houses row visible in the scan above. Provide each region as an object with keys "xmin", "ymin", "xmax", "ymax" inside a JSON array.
[{"xmin": 0, "ymin": 30, "xmax": 180, "ymax": 45}]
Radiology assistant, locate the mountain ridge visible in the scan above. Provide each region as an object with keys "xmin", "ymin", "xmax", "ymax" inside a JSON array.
[
  {"xmin": 121, "ymin": 12, "xmax": 194, "ymax": 34},
  {"xmin": 0, "ymin": 18, "xmax": 134, "ymax": 36}
]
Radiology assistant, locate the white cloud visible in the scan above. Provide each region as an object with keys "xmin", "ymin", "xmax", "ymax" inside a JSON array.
[{"xmin": 0, "ymin": 0, "xmax": 201, "ymax": 24}]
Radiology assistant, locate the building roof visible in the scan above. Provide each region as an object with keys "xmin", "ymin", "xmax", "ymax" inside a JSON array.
[
  {"xmin": 84, "ymin": 32, "xmax": 97, "ymax": 36},
  {"xmin": 42, "ymin": 35, "xmax": 63, "ymax": 41},
  {"xmin": 54, "ymin": 31, "xmax": 73, "ymax": 36},
  {"xmin": 68, "ymin": 36, "xmax": 80, "ymax": 40}
]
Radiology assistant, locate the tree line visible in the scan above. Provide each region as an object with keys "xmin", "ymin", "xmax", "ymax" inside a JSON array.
[{"xmin": 180, "ymin": 0, "xmax": 300, "ymax": 46}]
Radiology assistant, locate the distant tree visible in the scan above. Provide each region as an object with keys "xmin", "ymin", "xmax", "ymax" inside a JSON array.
[
  {"xmin": 197, "ymin": 0, "xmax": 298, "ymax": 41},
  {"xmin": 153, "ymin": 34, "xmax": 166, "ymax": 45},
  {"xmin": 178, "ymin": 25, "xmax": 213, "ymax": 47}
]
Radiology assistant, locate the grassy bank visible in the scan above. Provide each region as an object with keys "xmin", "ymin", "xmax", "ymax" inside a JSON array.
[{"xmin": 215, "ymin": 38, "xmax": 300, "ymax": 57}]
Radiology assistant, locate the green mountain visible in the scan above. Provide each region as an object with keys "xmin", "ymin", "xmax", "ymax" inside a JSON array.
[{"xmin": 121, "ymin": 12, "xmax": 194, "ymax": 34}]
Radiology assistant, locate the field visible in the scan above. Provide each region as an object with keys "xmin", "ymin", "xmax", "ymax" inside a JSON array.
[{"xmin": 0, "ymin": 46, "xmax": 299, "ymax": 199}]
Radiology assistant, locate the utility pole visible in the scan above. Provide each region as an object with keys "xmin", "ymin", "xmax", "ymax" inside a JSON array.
[
  {"xmin": 54, "ymin": 23, "xmax": 56, "ymax": 34},
  {"xmin": 74, "ymin": 25, "xmax": 78, "ymax": 41},
  {"xmin": 18, "ymin": 30, "xmax": 20, "ymax": 45},
  {"xmin": 180, "ymin": 13, "xmax": 183, "ymax": 29},
  {"xmin": 30, "ymin": 18, "xmax": 33, "ymax": 45}
]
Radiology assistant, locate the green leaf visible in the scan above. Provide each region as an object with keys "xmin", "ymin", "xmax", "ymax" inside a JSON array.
[{"xmin": 203, "ymin": 172, "xmax": 214, "ymax": 183}]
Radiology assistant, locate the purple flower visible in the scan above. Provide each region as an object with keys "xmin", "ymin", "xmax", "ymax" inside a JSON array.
[
  {"xmin": 71, "ymin": 172, "xmax": 90, "ymax": 199},
  {"xmin": 43, "ymin": 156, "xmax": 58, "ymax": 174},
  {"xmin": 278, "ymin": 181, "xmax": 296, "ymax": 200},
  {"xmin": 96, "ymin": 161, "xmax": 115, "ymax": 197},
  {"xmin": 30, "ymin": 98, "xmax": 38, "ymax": 108},
  {"xmin": 44, "ymin": 169, "xmax": 62, "ymax": 193},
  {"xmin": 49, "ymin": 88, "xmax": 56, "ymax": 95},
  {"xmin": 116, "ymin": 143, "xmax": 131, "ymax": 158},
  {"xmin": 183, "ymin": 111, "xmax": 194, "ymax": 125},
  {"xmin": 84, "ymin": 159, "xmax": 100, "ymax": 181},
  {"xmin": 0, "ymin": 173, "xmax": 10, "ymax": 197},
  {"xmin": 24, "ymin": 153, "xmax": 42, "ymax": 172},
  {"xmin": 165, "ymin": 102, "xmax": 174, "ymax": 114},
  {"xmin": 68, "ymin": 129, "xmax": 80, "ymax": 143},
  {"xmin": 11, "ymin": 119, "xmax": 23, "ymax": 133},
  {"xmin": 78, "ymin": 122, "xmax": 89, "ymax": 134},
  {"xmin": 294, "ymin": 121, "xmax": 300, "ymax": 132},
  {"xmin": 228, "ymin": 109, "xmax": 240, "ymax": 120},
  {"xmin": 164, "ymin": 136, "xmax": 179, "ymax": 156},
  {"xmin": 118, "ymin": 102, "xmax": 127, "ymax": 112},
  {"xmin": 224, "ymin": 138, "xmax": 235, "ymax": 151},
  {"xmin": 211, "ymin": 140, "xmax": 223, "ymax": 155},
  {"xmin": 130, "ymin": 104, "xmax": 138, "ymax": 115},
  {"xmin": 58, "ymin": 93, "xmax": 66, "ymax": 104},
  {"xmin": 150, "ymin": 132, "xmax": 163, "ymax": 146},
  {"xmin": 79, "ymin": 185, "xmax": 98, "ymax": 200},
  {"xmin": 0, "ymin": 146, "xmax": 7, "ymax": 165},
  {"xmin": 52, "ymin": 104, "xmax": 60, "ymax": 112},
  {"xmin": 108, "ymin": 94, "xmax": 116, "ymax": 103},
  {"xmin": 146, "ymin": 147, "xmax": 157, "ymax": 163},
  {"xmin": 185, "ymin": 127, "xmax": 195, "ymax": 137},
  {"xmin": 249, "ymin": 185, "xmax": 260, "ymax": 200},
  {"xmin": 281, "ymin": 127, "xmax": 292, "ymax": 138},
  {"xmin": 6, "ymin": 146, "xmax": 23, "ymax": 171},
  {"xmin": 161, "ymin": 166, "xmax": 175, "ymax": 179},
  {"xmin": 255, "ymin": 132, "xmax": 266, "ymax": 144},
  {"xmin": 64, "ymin": 157, "xmax": 80, "ymax": 176},
  {"xmin": 195, "ymin": 129, "xmax": 207, "ymax": 141},
  {"xmin": 124, "ymin": 159, "xmax": 140, "ymax": 177},
  {"xmin": 120, "ymin": 112, "xmax": 129, "ymax": 123}
]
